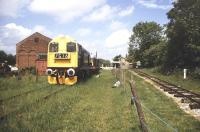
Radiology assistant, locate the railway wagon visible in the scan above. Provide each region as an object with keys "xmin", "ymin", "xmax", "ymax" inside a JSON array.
[{"xmin": 46, "ymin": 36, "xmax": 98, "ymax": 85}]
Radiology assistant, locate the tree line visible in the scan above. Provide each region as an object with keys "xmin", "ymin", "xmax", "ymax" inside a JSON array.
[
  {"xmin": 0, "ymin": 50, "xmax": 16, "ymax": 65},
  {"xmin": 127, "ymin": 0, "xmax": 200, "ymax": 78}
]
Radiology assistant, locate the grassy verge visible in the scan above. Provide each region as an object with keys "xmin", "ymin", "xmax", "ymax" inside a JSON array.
[
  {"xmin": 0, "ymin": 75, "xmax": 46, "ymax": 100},
  {"xmin": 126, "ymin": 70, "xmax": 200, "ymax": 131},
  {"xmin": 1, "ymin": 70, "xmax": 199, "ymax": 131},
  {"xmin": 0, "ymin": 71, "xmax": 138, "ymax": 131},
  {"xmin": 140, "ymin": 68, "xmax": 200, "ymax": 93}
]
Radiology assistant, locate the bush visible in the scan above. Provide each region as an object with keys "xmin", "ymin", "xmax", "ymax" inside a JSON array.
[{"xmin": 191, "ymin": 68, "xmax": 200, "ymax": 79}]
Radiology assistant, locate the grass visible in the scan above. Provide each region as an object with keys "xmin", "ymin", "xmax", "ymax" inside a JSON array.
[
  {"xmin": 140, "ymin": 68, "xmax": 200, "ymax": 93},
  {"xmin": 0, "ymin": 71, "xmax": 138, "ymax": 131},
  {"xmin": 0, "ymin": 74, "xmax": 46, "ymax": 100},
  {"xmin": 0, "ymin": 70, "xmax": 199, "ymax": 131},
  {"xmin": 125, "ymin": 70, "xmax": 200, "ymax": 131}
]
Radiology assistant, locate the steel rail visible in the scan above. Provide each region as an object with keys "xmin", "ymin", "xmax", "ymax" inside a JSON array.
[{"xmin": 133, "ymin": 69, "xmax": 200, "ymax": 109}]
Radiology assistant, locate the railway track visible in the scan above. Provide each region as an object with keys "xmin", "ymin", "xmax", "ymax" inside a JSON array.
[
  {"xmin": 132, "ymin": 69, "xmax": 200, "ymax": 109},
  {"xmin": 0, "ymin": 82, "xmax": 49, "ymax": 103},
  {"xmin": 0, "ymin": 86, "xmax": 66, "ymax": 121}
]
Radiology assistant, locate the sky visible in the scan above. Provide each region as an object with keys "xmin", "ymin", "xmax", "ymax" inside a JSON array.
[{"xmin": 0, "ymin": 0, "xmax": 175, "ymax": 60}]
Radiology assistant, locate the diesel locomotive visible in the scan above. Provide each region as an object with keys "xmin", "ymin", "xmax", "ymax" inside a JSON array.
[{"xmin": 46, "ymin": 36, "xmax": 99, "ymax": 85}]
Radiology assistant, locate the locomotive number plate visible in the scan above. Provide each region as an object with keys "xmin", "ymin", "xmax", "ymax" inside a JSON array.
[{"xmin": 55, "ymin": 53, "xmax": 68, "ymax": 59}]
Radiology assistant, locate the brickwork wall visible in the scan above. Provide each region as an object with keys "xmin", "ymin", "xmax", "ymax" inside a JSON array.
[{"xmin": 16, "ymin": 32, "xmax": 51, "ymax": 69}]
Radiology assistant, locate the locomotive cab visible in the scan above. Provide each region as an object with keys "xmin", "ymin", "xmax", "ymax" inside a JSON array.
[{"xmin": 46, "ymin": 36, "xmax": 78, "ymax": 85}]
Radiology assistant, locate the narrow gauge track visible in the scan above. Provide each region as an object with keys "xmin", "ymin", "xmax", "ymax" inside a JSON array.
[
  {"xmin": 132, "ymin": 69, "xmax": 200, "ymax": 109},
  {"xmin": 0, "ymin": 86, "xmax": 66, "ymax": 121},
  {"xmin": 0, "ymin": 82, "xmax": 49, "ymax": 103}
]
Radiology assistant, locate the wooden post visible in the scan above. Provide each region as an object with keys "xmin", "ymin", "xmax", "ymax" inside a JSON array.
[
  {"xmin": 36, "ymin": 68, "xmax": 38, "ymax": 82},
  {"xmin": 121, "ymin": 69, "xmax": 124, "ymax": 88},
  {"xmin": 122, "ymin": 69, "xmax": 124, "ymax": 87},
  {"xmin": 120, "ymin": 69, "xmax": 122, "ymax": 83},
  {"xmin": 129, "ymin": 80, "xmax": 148, "ymax": 132},
  {"xmin": 115, "ymin": 69, "xmax": 116, "ymax": 78},
  {"xmin": 17, "ymin": 70, "xmax": 22, "ymax": 80},
  {"xmin": 115, "ymin": 68, "xmax": 117, "ymax": 79},
  {"xmin": 130, "ymin": 71, "xmax": 133, "ymax": 81},
  {"xmin": 124, "ymin": 70, "xmax": 126, "ymax": 89}
]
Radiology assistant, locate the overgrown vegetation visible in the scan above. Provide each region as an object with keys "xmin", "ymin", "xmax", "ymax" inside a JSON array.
[
  {"xmin": 99, "ymin": 58, "xmax": 111, "ymax": 67},
  {"xmin": 113, "ymin": 54, "xmax": 122, "ymax": 61},
  {"xmin": 0, "ymin": 71, "xmax": 138, "ymax": 131},
  {"xmin": 127, "ymin": 0, "xmax": 200, "ymax": 78},
  {"xmin": 1, "ymin": 71, "xmax": 199, "ymax": 131},
  {"xmin": 0, "ymin": 50, "xmax": 16, "ymax": 65},
  {"xmin": 128, "ymin": 22, "xmax": 165, "ymax": 67},
  {"xmin": 126, "ymin": 71, "xmax": 200, "ymax": 131},
  {"xmin": 140, "ymin": 68, "xmax": 200, "ymax": 93},
  {"xmin": 164, "ymin": 0, "xmax": 200, "ymax": 72}
]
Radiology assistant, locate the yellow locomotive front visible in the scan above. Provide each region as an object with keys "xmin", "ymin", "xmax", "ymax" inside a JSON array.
[{"xmin": 46, "ymin": 36, "xmax": 78, "ymax": 85}]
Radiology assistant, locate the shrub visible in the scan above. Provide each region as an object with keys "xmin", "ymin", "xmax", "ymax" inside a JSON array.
[{"xmin": 191, "ymin": 68, "xmax": 200, "ymax": 79}]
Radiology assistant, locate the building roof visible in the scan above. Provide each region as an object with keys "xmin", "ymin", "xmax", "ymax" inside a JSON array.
[{"xmin": 16, "ymin": 32, "xmax": 52, "ymax": 46}]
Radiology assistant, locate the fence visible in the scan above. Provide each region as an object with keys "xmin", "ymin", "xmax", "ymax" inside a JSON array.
[{"xmin": 112, "ymin": 68, "xmax": 178, "ymax": 132}]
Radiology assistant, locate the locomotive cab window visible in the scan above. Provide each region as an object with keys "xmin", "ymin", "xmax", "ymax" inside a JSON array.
[
  {"xmin": 67, "ymin": 42, "xmax": 76, "ymax": 52},
  {"xmin": 49, "ymin": 42, "xmax": 58, "ymax": 52}
]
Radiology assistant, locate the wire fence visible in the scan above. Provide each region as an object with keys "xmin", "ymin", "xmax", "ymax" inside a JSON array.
[{"xmin": 112, "ymin": 68, "xmax": 178, "ymax": 132}]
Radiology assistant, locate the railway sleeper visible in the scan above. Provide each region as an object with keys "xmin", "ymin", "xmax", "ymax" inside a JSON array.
[
  {"xmin": 160, "ymin": 86, "xmax": 166, "ymax": 89},
  {"xmin": 174, "ymin": 94, "xmax": 185, "ymax": 98},
  {"xmin": 169, "ymin": 91, "xmax": 187, "ymax": 94},
  {"xmin": 165, "ymin": 85, "xmax": 176, "ymax": 88},
  {"xmin": 168, "ymin": 88, "xmax": 180, "ymax": 91},
  {"xmin": 161, "ymin": 88, "xmax": 182, "ymax": 93},
  {"xmin": 177, "ymin": 90, "xmax": 187, "ymax": 93},
  {"xmin": 189, "ymin": 103, "xmax": 200, "ymax": 109},
  {"xmin": 163, "ymin": 89, "xmax": 173, "ymax": 92},
  {"xmin": 181, "ymin": 98, "xmax": 191, "ymax": 103},
  {"xmin": 174, "ymin": 94, "xmax": 196, "ymax": 98},
  {"xmin": 193, "ymin": 98, "xmax": 200, "ymax": 102},
  {"xmin": 161, "ymin": 87, "xmax": 178, "ymax": 91},
  {"xmin": 183, "ymin": 94, "xmax": 197, "ymax": 98},
  {"xmin": 168, "ymin": 91, "xmax": 178, "ymax": 94}
]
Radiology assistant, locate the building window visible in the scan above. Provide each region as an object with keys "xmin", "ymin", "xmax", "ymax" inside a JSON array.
[
  {"xmin": 38, "ymin": 53, "xmax": 47, "ymax": 60},
  {"xmin": 34, "ymin": 37, "xmax": 39, "ymax": 43}
]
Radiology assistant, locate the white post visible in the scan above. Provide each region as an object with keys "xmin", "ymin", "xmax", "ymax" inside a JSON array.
[{"xmin": 183, "ymin": 69, "xmax": 187, "ymax": 79}]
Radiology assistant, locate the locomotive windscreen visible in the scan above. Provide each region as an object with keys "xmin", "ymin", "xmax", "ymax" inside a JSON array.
[
  {"xmin": 49, "ymin": 42, "xmax": 58, "ymax": 52},
  {"xmin": 67, "ymin": 42, "xmax": 76, "ymax": 52}
]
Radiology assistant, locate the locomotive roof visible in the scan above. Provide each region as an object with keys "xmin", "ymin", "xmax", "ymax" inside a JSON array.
[
  {"xmin": 50, "ymin": 36, "xmax": 90, "ymax": 55},
  {"xmin": 50, "ymin": 36, "xmax": 76, "ymax": 43}
]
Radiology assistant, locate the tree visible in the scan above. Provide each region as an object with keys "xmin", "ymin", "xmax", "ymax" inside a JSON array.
[
  {"xmin": 113, "ymin": 54, "xmax": 121, "ymax": 61},
  {"xmin": 0, "ymin": 50, "xmax": 16, "ymax": 65},
  {"xmin": 99, "ymin": 58, "xmax": 110, "ymax": 67},
  {"xmin": 7, "ymin": 54, "xmax": 16, "ymax": 65},
  {"xmin": 0, "ymin": 51, "xmax": 7, "ymax": 63},
  {"xmin": 142, "ymin": 41, "xmax": 167, "ymax": 67},
  {"xmin": 128, "ymin": 21, "xmax": 165, "ymax": 67},
  {"xmin": 127, "ymin": 44, "xmax": 135, "ymax": 63},
  {"xmin": 164, "ymin": 0, "xmax": 200, "ymax": 71}
]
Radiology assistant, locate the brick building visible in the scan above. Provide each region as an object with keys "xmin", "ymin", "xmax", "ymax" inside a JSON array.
[{"xmin": 16, "ymin": 32, "xmax": 51, "ymax": 74}]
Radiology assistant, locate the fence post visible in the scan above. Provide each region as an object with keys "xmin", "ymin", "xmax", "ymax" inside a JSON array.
[
  {"xmin": 129, "ymin": 80, "xmax": 148, "ymax": 132},
  {"xmin": 115, "ymin": 68, "xmax": 117, "ymax": 79},
  {"xmin": 122, "ymin": 69, "xmax": 125, "ymax": 89},
  {"xmin": 36, "ymin": 68, "xmax": 38, "ymax": 82},
  {"xmin": 120, "ymin": 69, "xmax": 122, "ymax": 84},
  {"xmin": 130, "ymin": 71, "xmax": 133, "ymax": 81},
  {"xmin": 124, "ymin": 70, "xmax": 126, "ymax": 89}
]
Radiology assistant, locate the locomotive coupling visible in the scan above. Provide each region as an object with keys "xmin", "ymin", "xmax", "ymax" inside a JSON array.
[{"xmin": 67, "ymin": 68, "xmax": 75, "ymax": 77}]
